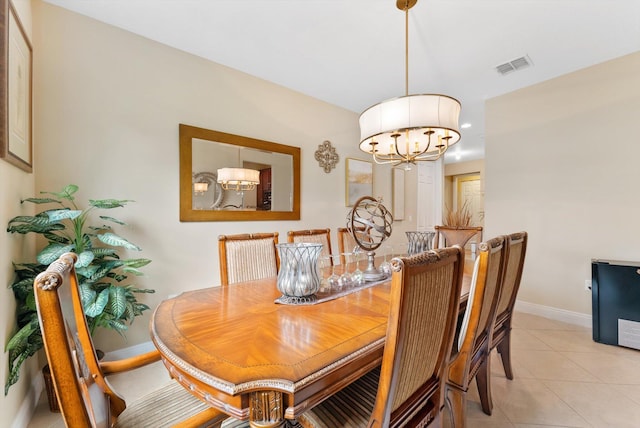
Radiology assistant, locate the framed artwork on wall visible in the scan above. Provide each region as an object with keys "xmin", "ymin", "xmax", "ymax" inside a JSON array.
[
  {"xmin": 0, "ymin": 0, "xmax": 33, "ymax": 173},
  {"xmin": 345, "ymin": 158, "xmax": 373, "ymax": 207},
  {"xmin": 392, "ymin": 167, "xmax": 405, "ymax": 220}
]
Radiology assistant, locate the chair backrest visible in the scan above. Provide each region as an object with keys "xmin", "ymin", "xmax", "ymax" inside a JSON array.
[
  {"xmin": 434, "ymin": 225, "xmax": 483, "ymax": 249},
  {"xmin": 34, "ymin": 252, "xmax": 123, "ymax": 427},
  {"xmin": 218, "ymin": 232, "xmax": 279, "ymax": 285},
  {"xmin": 448, "ymin": 236, "xmax": 507, "ymax": 389},
  {"xmin": 493, "ymin": 231, "xmax": 528, "ymax": 336},
  {"xmin": 370, "ymin": 246, "xmax": 465, "ymax": 427},
  {"xmin": 287, "ymin": 229, "xmax": 333, "ymax": 262},
  {"xmin": 336, "ymin": 227, "xmax": 369, "ymax": 265}
]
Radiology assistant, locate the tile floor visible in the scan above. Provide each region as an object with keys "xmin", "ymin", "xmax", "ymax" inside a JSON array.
[{"xmin": 27, "ymin": 312, "xmax": 640, "ymax": 428}]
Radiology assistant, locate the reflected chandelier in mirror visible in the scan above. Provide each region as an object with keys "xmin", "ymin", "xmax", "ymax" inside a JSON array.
[{"xmin": 180, "ymin": 124, "xmax": 301, "ymax": 221}]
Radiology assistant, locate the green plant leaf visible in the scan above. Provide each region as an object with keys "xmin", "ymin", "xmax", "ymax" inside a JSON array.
[
  {"xmin": 97, "ymin": 233, "xmax": 141, "ymax": 251},
  {"xmin": 46, "ymin": 209, "xmax": 82, "ymax": 222},
  {"xmin": 122, "ymin": 267, "xmax": 144, "ymax": 276},
  {"xmin": 76, "ymin": 265, "xmax": 99, "ymax": 280},
  {"xmin": 41, "ymin": 184, "xmax": 78, "ymax": 200},
  {"xmin": 90, "ymin": 199, "xmax": 132, "ymax": 209},
  {"xmin": 122, "ymin": 258, "xmax": 152, "ymax": 268},
  {"xmin": 76, "ymin": 251, "xmax": 95, "ymax": 268},
  {"xmin": 5, "ymin": 320, "xmax": 37, "ymax": 352},
  {"xmin": 84, "ymin": 289, "xmax": 109, "ymax": 317},
  {"xmin": 88, "ymin": 224, "xmax": 113, "ymax": 231},
  {"xmin": 89, "ymin": 260, "xmax": 124, "ymax": 282},
  {"xmin": 79, "ymin": 283, "xmax": 96, "ymax": 309},
  {"xmin": 99, "ymin": 215, "xmax": 127, "ymax": 225},
  {"xmin": 20, "ymin": 197, "xmax": 61, "ymax": 204},
  {"xmin": 6, "ymin": 222, "xmax": 65, "ymax": 235},
  {"xmin": 109, "ymin": 287, "xmax": 128, "ymax": 319},
  {"xmin": 43, "ymin": 232, "xmax": 70, "ymax": 244},
  {"xmin": 37, "ymin": 244, "xmax": 75, "ymax": 265},
  {"xmin": 89, "ymin": 248, "xmax": 119, "ymax": 258}
]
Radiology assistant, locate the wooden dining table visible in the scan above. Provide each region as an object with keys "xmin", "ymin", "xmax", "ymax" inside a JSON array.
[{"xmin": 150, "ymin": 268, "xmax": 471, "ymax": 427}]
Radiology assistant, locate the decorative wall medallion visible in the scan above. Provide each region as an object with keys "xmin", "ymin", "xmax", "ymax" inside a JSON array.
[{"xmin": 314, "ymin": 140, "xmax": 339, "ymax": 173}]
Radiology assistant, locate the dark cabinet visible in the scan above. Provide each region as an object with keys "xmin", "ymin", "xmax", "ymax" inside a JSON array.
[
  {"xmin": 592, "ymin": 259, "xmax": 640, "ymax": 350},
  {"xmin": 257, "ymin": 168, "xmax": 272, "ymax": 211}
]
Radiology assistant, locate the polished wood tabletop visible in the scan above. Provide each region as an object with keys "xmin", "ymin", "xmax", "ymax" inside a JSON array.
[{"xmin": 151, "ymin": 272, "xmax": 471, "ymax": 426}]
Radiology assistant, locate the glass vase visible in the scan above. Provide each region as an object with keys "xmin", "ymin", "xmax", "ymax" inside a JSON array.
[
  {"xmin": 406, "ymin": 231, "xmax": 435, "ymax": 255},
  {"xmin": 276, "ymin": 243, "xmax": 323, "ymax": 298}
]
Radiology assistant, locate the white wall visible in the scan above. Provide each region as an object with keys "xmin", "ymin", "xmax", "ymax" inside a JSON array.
[
  {"xmin": 30, "ymin": 0, "xmax": 417, "ymax": 354},
  {"xmin": 485, "ymin": 51, "xmax": 640, "ymax": 316}
]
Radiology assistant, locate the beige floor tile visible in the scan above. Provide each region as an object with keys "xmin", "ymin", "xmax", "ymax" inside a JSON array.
[
  {"xmin": 511, "ymin": 329, "xmax": 554, "ymax": 351},
  {"xmin": 544, "ymin": 380, "xmax": 640, "ymax": 428},
  {"xmin": 512, "ymin": 349, "xmax": 600, "ymax": 382},
  {"xmin": 611, "ymin": 384, "xmax": 640, "ymax": 406},
  {"xmin": 562, "ymin": 350, "xmax": 640, "ymax": 384},
  {"xmin": 24, "ymin": 393, "xmax": 63, "ymax": 428},
  {"xmin": 528, "ymin": 329, "xmax": 602, "ymax": 353},
  {"xmin": 491, "ymin": 377, "xmax": 590, "ymax": 427},
  {"xmin": 490, "ymin": 349, "xmax": 536, "ymax": 379}
]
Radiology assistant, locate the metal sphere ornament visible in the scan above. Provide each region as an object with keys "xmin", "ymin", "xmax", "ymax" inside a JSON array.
[{"xmin": 346, "ymin": 196, "xmax": 393, "ymax": 281}]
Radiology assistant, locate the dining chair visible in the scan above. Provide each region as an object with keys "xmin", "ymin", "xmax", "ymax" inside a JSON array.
[
  {"xmin": 488, "ymin": 232, "xmax": 528, "ymax": 379},
  {"xmin": 445, "ymin": 236, "xmax": 507, "ymax": 426},
  {"xmin": 336, "ymin": 226, "xmax": 369, "ymax": 265},
  {"xmin": 434, "ymin": 225, "xmax": 483, "ymax": 249},
  {"xmin": 287, "ymin": 228, "xmax": 333, "ymax": 262},
  {"xmin": 33, "ymin": 252, "xmax": 228, "ymax": 428},
  {"xmin": 218, "ymin": 232, "xmax": 279, "ymax": 286},
  {"xmin": 298, "ymin": 246, "xmax": 465, "ymax": 427}
]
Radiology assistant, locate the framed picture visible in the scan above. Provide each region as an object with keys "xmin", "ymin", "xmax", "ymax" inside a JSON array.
[
  {"xmin": 345, "ymin": 158, "xmax": 373, "ymax": 206},
  {"xmin": 392, "ymin": 167, "xmax": 405, "ymax": 220},
  {"xmin": 0, "ymin": 0, "xmax": 33, "ymax": 172}
]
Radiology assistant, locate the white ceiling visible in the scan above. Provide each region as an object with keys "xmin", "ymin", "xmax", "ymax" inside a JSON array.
[{"xmin": 43, "ymin": 0, "xmax": 640, "ymax": 163}]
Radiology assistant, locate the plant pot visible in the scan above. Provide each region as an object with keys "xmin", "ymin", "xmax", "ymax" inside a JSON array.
[{"xmin": 42, "ymin": 365, "xmax": 60, "ymax": 413}]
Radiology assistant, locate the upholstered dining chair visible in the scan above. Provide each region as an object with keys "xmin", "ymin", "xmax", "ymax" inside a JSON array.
[
  {"xmin": 298, "ymin": 246, "xmax": 465, "ymax": 428},
  {"xmin": 434, "ymin": 225, "xmax": 483, "ymax": 250},
  {"xmin": 218, "ymin": 232, "xmax": 279, "ymax": 286},
  {"xmin": 445, "ymin": 236, "xmax": 507, "ymax": 426},
  {"xmin": 33, "ymin": 252, "xmax": 228, "ymax": 428},
  {"xmin": 479, "ymin": 231, "xmax": 528, "ymax": 409},
  {"xmin": 336, "ymin": 226, "xmax": 370, "ymax": 265},
  {"xmin": 287, "ymin": 228, "xmax": 333, "ymax": 262}
]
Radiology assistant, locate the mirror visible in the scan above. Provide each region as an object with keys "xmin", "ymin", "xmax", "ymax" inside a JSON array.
[{"xmin": 180, "ymin": 124, "xmax": 301, "ymax": 221}]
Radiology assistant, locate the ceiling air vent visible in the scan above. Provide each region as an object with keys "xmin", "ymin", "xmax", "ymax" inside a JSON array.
[{"xmin": 495, "ymin": 55, "xmax": 533, "ymax": 76}]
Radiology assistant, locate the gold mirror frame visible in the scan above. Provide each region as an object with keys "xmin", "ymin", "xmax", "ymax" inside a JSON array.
[{"xmin": 180, "ymin": 124, "xmax": 301, "ymax": 221}]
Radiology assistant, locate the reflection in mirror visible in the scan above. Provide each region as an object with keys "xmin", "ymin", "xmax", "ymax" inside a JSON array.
[{"xmin": 180, "ymin": 124, "xmax": 301, "ymax": 222}]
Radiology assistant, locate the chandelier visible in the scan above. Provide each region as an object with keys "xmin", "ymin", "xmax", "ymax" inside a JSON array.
[
  {"xmin": 216, "ymin": 167, "xmax": 260, "ymax": 191},
  {"xmin": 358, "ymin": 0, "xmax": 461, "ymax": 168}
]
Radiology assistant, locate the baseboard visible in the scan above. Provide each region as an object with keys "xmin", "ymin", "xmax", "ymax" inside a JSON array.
[
  {"xmin": 515, "ymin": 299, "xmax": 592, "ymax": 328},
  {"xmin": 11, "ymin": 369, "xmax": 44, "ymax": 428}
]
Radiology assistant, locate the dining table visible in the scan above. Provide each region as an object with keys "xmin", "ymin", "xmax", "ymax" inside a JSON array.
[{"xmin": 150, "ymin": 262, "xmax": 472, "ymax": 428}]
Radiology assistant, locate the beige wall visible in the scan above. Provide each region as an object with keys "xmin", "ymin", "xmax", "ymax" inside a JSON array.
[
  {"xmin": 485, "ymin": 51, "xmax": 640, "ymax": 316},
  {"xmin": 27, "ymin": 0, "xmax": 417, "ymax": 356},
  {"xmin": 0, "ymin": 0, "xmax": 40, "ymax": 423}
]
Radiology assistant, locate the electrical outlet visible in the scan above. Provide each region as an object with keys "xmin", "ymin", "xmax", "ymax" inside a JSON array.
[{"xmin": 584, "ymin": 279, "xmax": 592, "ymax": 291}]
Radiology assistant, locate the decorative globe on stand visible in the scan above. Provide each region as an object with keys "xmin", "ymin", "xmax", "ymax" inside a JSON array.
[{"xmin": 346, "ymin": 196, "xmax": 393, "ymax": 281}]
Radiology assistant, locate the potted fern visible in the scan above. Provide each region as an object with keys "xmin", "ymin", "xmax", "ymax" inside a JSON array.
[{"xmin": 4, "ymin": 184, "xmax": 154, "ymax": 395}]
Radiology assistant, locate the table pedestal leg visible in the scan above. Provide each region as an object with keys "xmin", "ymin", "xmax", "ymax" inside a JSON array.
[{"xmin": 249, "ymin": 391, "xmax": 284, "ymax": 428}]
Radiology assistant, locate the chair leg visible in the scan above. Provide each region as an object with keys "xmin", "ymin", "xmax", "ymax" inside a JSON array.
[
  {"xmin": 445, "ymin": 385, "xmax": 467, "ymax": 428},
  {"xmin": 475, "ymin": 357, "xmax": 493, "ymax": 416},
  {"xmin": 497, "ymin": 331, "xmax": 514, "ymax": 380}
]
